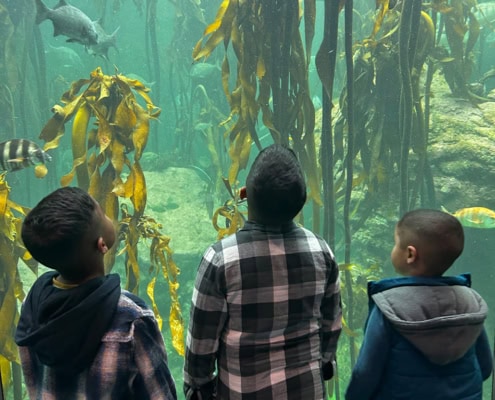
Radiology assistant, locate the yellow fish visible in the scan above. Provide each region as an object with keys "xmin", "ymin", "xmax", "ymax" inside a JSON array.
[{"xmin": 444, "ymin": 206, "xmax": 495, "ymax": 229}]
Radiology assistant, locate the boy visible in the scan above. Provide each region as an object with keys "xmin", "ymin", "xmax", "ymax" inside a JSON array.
[
  {"xmin": 15, "ymin": 187, "xmax": 177, "ymax": 400},
  {"xmin": 346, "ymin": 209, "xmax": 492, "ymax": 399},
  {"xmin": 183, "ymin": 144, "xmax": 342, "ymax": 399}
]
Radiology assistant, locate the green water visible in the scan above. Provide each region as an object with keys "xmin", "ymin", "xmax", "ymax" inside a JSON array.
[{"xmin": 1, "ymin": 0, "xmax": 495, "ymax": 399}]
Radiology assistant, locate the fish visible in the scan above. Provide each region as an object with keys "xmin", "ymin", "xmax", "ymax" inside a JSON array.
[
  {"xmin": 87, "ymin": 22, "xmax": 119, "ymax": 60},
  {"xmin": 194, "ymin": 122, "xmax": 213, "ymax": 132},
  {"xmin": 46, "ymin": 44, "xmax": 83, "ymax": 67},
  {"xmin": 474, "ymin": 2, "xmax": 495, "ymax": 32},
  {"xmin": 35, "ymin": 0, "xmax": 98, "ymax": 46},
  {"xmin": 442, "ymin": 206, "xmax": 495, "ymax": 229},
  {"xmin": 0, "ymin": 139, "xmax": 52, "ymax": 176},
  {"xmin": 190, "ymin": 61, "xmax": 221, "ymax": 80}
]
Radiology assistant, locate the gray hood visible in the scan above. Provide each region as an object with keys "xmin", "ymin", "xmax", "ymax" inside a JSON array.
[{"xmin": 372, "ymin": 285, "xmax": 488, "ymax": 365}]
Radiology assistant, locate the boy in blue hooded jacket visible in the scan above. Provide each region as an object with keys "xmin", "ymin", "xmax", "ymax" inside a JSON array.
[{"xmin": 346, "ymin": 209, "xmax": 492, "ymax": 400}]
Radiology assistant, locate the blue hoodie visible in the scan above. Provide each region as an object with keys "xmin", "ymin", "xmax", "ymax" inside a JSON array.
[{"xmin": 346, "ymin": 274, "xmax": 493, "ymax": 400}]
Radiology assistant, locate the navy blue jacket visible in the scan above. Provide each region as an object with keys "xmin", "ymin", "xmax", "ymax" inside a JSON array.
[{"xmin": 346, "ymin": 274, "xmax": 492, "ymax": 400}]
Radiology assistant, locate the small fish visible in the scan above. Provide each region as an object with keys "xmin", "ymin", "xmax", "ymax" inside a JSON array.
[
  {"xmin": 474, "ymin": 2, "xmax": 495, "ymax": 32},
  {"xmin": 35, "ymin": 0, "xmax": 98, "ymax": 46},
  {"xmin": 46, "ymin": 43, "xmax": 83, "ymax": 66},
  {"xmin": 190, "ymin": 61, "xmax": 221, "ymax": 80},
  {"xmin": 194, "ymin": 122, "xmax": 213, "ymax": 132},
  {"xmin": 443, "ymin": 206, "xmax": 495, "ymax": 229},
  {"xmin": 87, "ymin": 22, "xmax": 119, "ymax": 60},
  {"xmin": 0, "ymin": 139, "xmax": 52, "ymax": 177}
]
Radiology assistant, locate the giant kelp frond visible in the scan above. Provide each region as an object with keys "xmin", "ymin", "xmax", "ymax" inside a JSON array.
[
  {"xmin": 0, "ymin": 2, "xmax": 19, "ymax": 96},
  {"xmin": 0, "ymin": 173, "xmax": 38, "ymax": 393},
  {"xmin": 426, "ymin": 0, "xmax": 480, "ymax": 98},
  {"xmin": 38, "ymin": 68, "xmax": 184, "ymax": 356},
  {"xmin": 334, "ymin": 6, "xmax": 435, "ymax": 208},
  {"xmin": 193, "ymin": 1, "xmax": 322, "ymax": 214},
  {"xmin": 119, "ymin": 205, "xmax": 185, "ymax": 356},
  {"xmin": 212, "ymin": 178, "xmax": 247, "ymax": 240},
  {"xmin": 212, "ymin": 199, "xmax": 246, "ymax": 240},
  {"xmin": 370, "ymin": 0, "xmax": 390, "ymax": 39},
  {"xmin": 339, "ymin": 261, "xmax": 382, "ymax": 335},
  {"xmin": 191, "ymin": 84, "xmax": 228, "ymax": 194}
]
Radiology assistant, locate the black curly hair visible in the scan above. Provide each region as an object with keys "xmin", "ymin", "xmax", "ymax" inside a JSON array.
[
  {"xmin": 246, "ymin": 144, "xmax": 307, "ymax": 224},
  {"xmin": 22, "ymin": 187, "xmax": 97, "ymax": 280}
]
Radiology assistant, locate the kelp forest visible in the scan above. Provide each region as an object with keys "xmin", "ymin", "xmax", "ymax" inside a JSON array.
[{"xmin": 1, "ymin": 0, "xmax": 495, "ymax": 398}]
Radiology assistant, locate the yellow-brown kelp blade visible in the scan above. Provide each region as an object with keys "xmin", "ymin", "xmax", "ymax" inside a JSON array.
[{"xmin": 37, "ymin": 68, "xmax": 183, "ymax": 356}]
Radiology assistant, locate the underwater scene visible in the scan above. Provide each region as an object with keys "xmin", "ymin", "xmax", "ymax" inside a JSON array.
[{"xmin": 0, "ymin": 0, "xmax": 495, "ymax": 398}]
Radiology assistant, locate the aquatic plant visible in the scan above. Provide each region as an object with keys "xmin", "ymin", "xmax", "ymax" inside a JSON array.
[
  {"xmin": 212, "ymin": 178, "xmax": 247, "ymax": 240},
  {"xmin": 429, "ymin": 0, "xmax": 480, "ymax": 99},
  {"xmin": 168, "ymin": 0, "xmax": 210, "ymax": 166},
  {"xmin": 321, "ymin": 1, "xmax": 435, "ymax": 372},
  {"xmin": 38, "ymin": 67, "xmax": 185, "ymax": 356},
  {"xmin": 145, "ymin": 0, "xmax": 161, "ymax": 149},
  {"xmin": 191, "ymin": 84, "xmax": 229, "ymax": 195},
  {"xmin": 332, "ymin": 1, "xmax": 435, "ymax": 215},
  {"xmin": 192, "ymin": 0, "xmax": 322, "ymax": 233},
  {"xmin": 0, "ymin": 173, "xmax": 37, "ymax": 396},
  {"xmin": 0, "ymin": 2, "xmax": 18, "ymax": 141}
]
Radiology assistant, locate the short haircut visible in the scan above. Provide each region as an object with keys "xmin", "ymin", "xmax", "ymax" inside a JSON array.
[
  {"xmin": 246, "ymin": 144, "xmax": 307, "ymax": 223},
  {"xmin": 22, "ymin": 187, "xmax": 97, "ymax": 279},
  {"xmin": 396, "ymin": 209, "xmax": 464, "ymax": 274}
]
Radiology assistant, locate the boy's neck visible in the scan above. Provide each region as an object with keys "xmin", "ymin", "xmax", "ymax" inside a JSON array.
[
  {"xmin": 56, "ymin": 271, "xmax": 105, "ymax": 286},
  {"xmin": 53, "ymin": 276, "xmax": 80, "ymax": 289}
]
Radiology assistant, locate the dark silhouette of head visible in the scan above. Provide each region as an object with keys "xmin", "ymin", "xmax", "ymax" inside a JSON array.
[
  {"xmin": 246, "ymin": 144, "xmax": 307, "ymax": 224},
  {"xmin": 22, "ymin": 187, "xmax": 115, "ymax": 282},
  {"xmin": 396, "ymin": 209, "xmax": 464, "ymax": 276}
]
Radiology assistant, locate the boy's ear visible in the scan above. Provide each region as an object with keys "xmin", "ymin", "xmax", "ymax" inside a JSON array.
[
  {"xmin": 406, "ymin": 245, "xmax": 417, "ymax": 264},
  {"xmin": 97, "ymin": 237, "xmax": 109, "ymax": 254}
]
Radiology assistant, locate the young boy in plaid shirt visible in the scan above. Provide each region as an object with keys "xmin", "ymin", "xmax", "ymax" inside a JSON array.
[
  {"xmin": 15, "ymin": 187, "xmax": 177, "ymax": 399},
  {"xmin": 184, "ymin": 144, "xmax": 342, "ymax": 399}
]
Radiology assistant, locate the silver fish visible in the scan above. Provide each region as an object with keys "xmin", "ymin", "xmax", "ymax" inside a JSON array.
[
  {"xmin": 46, "ymin": 44, "xmax": 82, "ymax": 67},
  {"xmin": 35, "ymin": 0, "xmax": 98, "ymax": 46},
  {"xmin": 87, "ymin": 22, "xmax": 119, "ymax": 60},
  {"xmin": 190, "ymin": 61, "xmax": 221, "ymax": 80},
  {"xmin": 474, "ymin": 2, "xmax": 495, "ymax": 30},
  {"xmin": 0, "ymin": 139, "xmax": 52, "ymax": 172}
]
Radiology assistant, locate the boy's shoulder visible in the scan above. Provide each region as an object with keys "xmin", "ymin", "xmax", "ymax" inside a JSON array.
[
  {"xmin": 102, "ymin": 291, "xmax": 156, "ymax": 342},
  {"xmin": 118, "ymin": 290, "xmax": 154, "ymax": 318}
]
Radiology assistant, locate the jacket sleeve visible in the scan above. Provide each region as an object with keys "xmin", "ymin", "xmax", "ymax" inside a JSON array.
[
  {"xmin": 320, "ymin": 247, "xmax": 342, "ymax": 380},
  {"xmin": 345, "ymin": 306, "xmax": 390, "ymax": 400},
  {"xmin": 133, "ymin": 317, "xmax": 178, "ymax": 399},
  {"xmin": 183, "ymin": 247, "xmax": 228, "ymax": 396},
  {"xmin": 475, "ymin": 327, "xmax": 493, "ymax": 380}
]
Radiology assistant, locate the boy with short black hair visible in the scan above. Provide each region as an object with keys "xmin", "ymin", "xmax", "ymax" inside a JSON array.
[
  {"xmin": 15, "ymin": 186, "xmax": 177, "ymax": 400},
  {"xmin": 346, "ymin": 209, "xmax": 492, "ymax": 399},
  {"xmin": 184, "ymin": 144, "xmax": 342, "ymax": 399}
]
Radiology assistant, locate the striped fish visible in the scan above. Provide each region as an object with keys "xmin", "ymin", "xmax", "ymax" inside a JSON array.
[{"xmin": 0, "ymin": 139, "xmax": 52, "ymax": 172}]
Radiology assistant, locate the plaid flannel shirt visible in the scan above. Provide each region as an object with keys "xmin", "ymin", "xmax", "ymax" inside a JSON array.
[
  {"xmin": 184, "ymin": 221, "xmax": 342, "ymax": 399},
  {"xmin": 19, "ymin": 292, "xmax": 177, "ymax": 400}
]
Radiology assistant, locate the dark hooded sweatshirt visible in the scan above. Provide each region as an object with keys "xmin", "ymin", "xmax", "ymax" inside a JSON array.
[{"xmin": 15, "ymin": 271, "xmax": 121, "ymax": 375}]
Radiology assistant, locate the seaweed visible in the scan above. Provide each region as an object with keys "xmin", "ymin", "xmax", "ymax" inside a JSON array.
[
  {"xmin": 38, "ymin": 67, "xmax": 185, "ymax": 356},
  {"xmin": 192, "ymin": 0, "xmax": 322, "ymax": 232}
]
